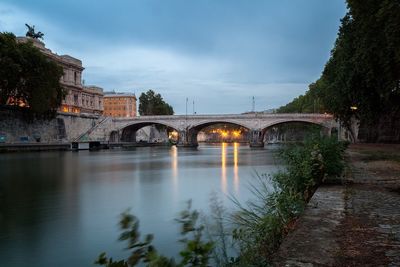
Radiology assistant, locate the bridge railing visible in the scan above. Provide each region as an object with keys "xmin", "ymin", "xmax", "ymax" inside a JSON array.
[{"xmin": 112, "ymin": 113, "xmax": 333, "ymax": 121}]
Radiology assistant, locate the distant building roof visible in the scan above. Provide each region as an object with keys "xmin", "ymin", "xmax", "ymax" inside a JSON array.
[
  {"xmin": 83, "ymin": 86, "xmax": 104, "ymax": 95},
  {"xmin": 104, "ymin": 92, "xmax": 136, "ymax": 98}
]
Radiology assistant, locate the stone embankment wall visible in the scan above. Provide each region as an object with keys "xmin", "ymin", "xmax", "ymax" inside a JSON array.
[
  {"xmin": 0, "ymin": 107, "xmax": 101, "ymax": 143},
  {"xmin": 273, "ymin": 145, "xmax": 400, "ymax": 266},
  {"xmin": 61, "ymin": 113, "xmax": 100, "ymax": 141}
]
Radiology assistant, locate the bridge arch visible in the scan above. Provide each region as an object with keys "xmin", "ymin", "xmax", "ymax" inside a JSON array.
[
  {"xmin": 260, "ymin": 119, "xmax": 332, "ymax": 144},
  {"xmin": 117, "ymin": 121, "xmax": 180, "ymax": 143},
  {"xmin": 260, "ymin": 118, "xmax": 329, "ymax": 129},
  {"xmin": 187, "ymin": 120, "xmax": 251, "ymax": 146},
  {"xmin": 190, "ymin": 120, "xmax": 251, "ymax": 131}
]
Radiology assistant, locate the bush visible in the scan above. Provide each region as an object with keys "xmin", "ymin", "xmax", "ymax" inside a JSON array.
[
  {"xmin": 95, "ymin": 201, "xmax": 213, "ymax": 267},
  {"xmin": 231, "ymin": 135, "xmax": 346, "ymax": 265}
]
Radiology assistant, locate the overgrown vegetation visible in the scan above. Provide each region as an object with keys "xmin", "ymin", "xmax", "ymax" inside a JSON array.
[
  {"xmin": 231, "ymin": 135, "xmax": 347, "ymax": 265},
  {"xmin": 96, "ymin": 136, "xmax": 347, "ymax": 266}
]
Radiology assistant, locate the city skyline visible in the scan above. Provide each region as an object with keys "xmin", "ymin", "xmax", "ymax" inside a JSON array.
[{"xmin": 0, "ymin": 0, "xmax": 347, "ymax": 114}]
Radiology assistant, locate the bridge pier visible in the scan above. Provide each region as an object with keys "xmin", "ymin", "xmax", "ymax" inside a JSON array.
[
  {"xmin": 249, "ymin": 129, "xmax": 264, "ymax": 148},
  {"xmin": 110, "ymin": 130, "xmax": 120, "ymax": 142},
  {"xmin": 176, "ymin": 130, "xmax": 198, "ymax": 147}
]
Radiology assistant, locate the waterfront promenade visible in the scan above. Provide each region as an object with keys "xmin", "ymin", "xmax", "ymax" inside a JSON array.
[{"xmin": 273, "ymin": 144, "xmax": 400, "ymax": 266}]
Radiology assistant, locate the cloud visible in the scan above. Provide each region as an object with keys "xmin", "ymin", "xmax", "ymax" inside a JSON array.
[{"xmin": 0, "ymin": 0, "xmax": 346, "ymax": 114}]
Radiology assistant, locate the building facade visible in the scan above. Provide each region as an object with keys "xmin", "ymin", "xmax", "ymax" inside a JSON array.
[
  {"xmin": 103, "ymin": 92, "xmax": 137, "ymax": 117},
  {"xmin": 17, "ymin": 37, "xmax": 104, "ymax": 115}
]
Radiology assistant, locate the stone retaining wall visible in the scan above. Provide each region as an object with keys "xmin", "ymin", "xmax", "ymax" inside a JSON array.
[{"xmin": 0, "ymin": 107, "xmax": 101, "ymax": 143}]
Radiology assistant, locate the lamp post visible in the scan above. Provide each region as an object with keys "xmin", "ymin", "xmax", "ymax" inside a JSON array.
[
  {"xmin": 186, "ymin": 97, "xmax": 188, "ymax": 117},
  {"xmin": 349, "ymin": 106, "xmax": 358, "ymax": 143},
  {"xmin": 185, "ymin": 98, "xmax": 188, "ymax": 144}
]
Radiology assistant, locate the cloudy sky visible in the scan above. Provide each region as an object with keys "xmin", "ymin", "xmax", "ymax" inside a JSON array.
[{"xmin": 0, "ymin": 0, "xmax": 347, "ymax": 114}]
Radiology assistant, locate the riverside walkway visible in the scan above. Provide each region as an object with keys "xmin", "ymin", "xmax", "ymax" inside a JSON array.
[{"xmin": 273, "ymin": 144, "xmax": 400, "ymax": 266}]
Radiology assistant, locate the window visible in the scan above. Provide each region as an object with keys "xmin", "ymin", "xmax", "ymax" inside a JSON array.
[
  {"xmin": 74, "ymin": 94, "xmax": 78, "ymax": 105},
  {"xmin": 74, "ymin": 72, "xmax": 77, "ymax": 84}
]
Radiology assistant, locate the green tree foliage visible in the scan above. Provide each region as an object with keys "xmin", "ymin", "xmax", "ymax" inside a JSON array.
[
  {"xmin": 138, "ymin": 90, "xmax": 174, "ymax": 115},
  {"xmin": 0, "ymin": 32, "xmax": 64, "ymax": 117},
  {"xmin": 276, "ymin": 83, "xmax": 325, "ymax": 114},
  {"xmin": 278, "ymin": 0, "xmax": 400, "ymax": 141},
  {"xmin": 319, "ymin": 0, "xmax": 400, "ymax": 141}
]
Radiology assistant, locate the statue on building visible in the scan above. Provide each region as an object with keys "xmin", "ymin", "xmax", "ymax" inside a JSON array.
[{"xmin": 25, "ymin": 23, "xmax": 44, "ymax": 40}]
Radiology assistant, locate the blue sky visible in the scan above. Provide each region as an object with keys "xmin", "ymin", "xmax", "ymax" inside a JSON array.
[{"xmin": 0, "ymin": 0, "xmax": 347, "ymax": 114}]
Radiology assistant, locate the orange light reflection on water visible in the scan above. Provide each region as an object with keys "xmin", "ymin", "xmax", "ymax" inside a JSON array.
[
  {"xmin": 220, "ymin": 142, "xmax": 240, "ymax": 194},
  {"xmin": 171, "ymin": 146, "xmax": 178, "ymax": 194},
  {"xmin": 221, "ymin": 142, "xmax": 227, "ymax": 194},
  {"xmin": 233, "ymin": 142, "xmax": 239, "ymax": 193}
]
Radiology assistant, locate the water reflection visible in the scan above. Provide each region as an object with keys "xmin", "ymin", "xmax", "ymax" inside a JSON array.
[
  {"xmin": 233, "ymin": 142, "xmax": 239, "ymax": 193},
  {"xmin": 0, "ymin": 145, "xmax": 278, "ymax": 267},
  {"xmin": 221, "ymin": 142, "xmax": 227, "ymax": 194},
  {"xmin": 220, "ymin": 142, "xmax": 241, "ymax": 194},
  {"xmin": 170, "ymin": 145, "xmax": 179, "ymax": 196}
]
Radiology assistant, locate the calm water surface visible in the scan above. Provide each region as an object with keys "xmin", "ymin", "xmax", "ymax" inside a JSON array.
[{"xmin": 0, "ymin": 143, "xmax": 280, "ymax": 267}]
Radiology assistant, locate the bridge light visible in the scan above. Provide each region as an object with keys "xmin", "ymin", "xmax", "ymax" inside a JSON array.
[
  {"xmin": 220, "ymin": 130, "xmax": 229, "ymax": 138},
  {"xmin": 169, "ymin": 130, "xmax": 178, "ymax": 139},
  {"xmin": 232, "ymin": 130, "xmax": 241, "ymax": 138}
]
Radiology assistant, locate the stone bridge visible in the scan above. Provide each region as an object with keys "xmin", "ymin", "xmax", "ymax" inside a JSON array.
[{"xmin": 86, "ymin": 113, "xmax": 337, "ymax": 147}]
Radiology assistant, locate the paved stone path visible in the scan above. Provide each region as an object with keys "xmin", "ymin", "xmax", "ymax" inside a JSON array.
[
  {"xmin": 273, "ymin": 145, "xmax": 400, "ymax": 267},
  {"xmin": 273, "ymin": 186, "xmax": 345, "ymax": 266}
]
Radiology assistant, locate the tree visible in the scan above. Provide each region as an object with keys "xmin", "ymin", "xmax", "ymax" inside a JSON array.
[
  {"xmin": 278, "ymin": 0, "xmax": 400, "ymax": 142},
  {"xmin": 138, "ymin": 90, "xmax": 174, "ymax": 115},
  {"xmin": 0, "ymin": 32, "xmax": 64, "ymax": 117},
  {"xmin": 276, "ymin": 82, "xmax": 325, "ymax": 114},
  {"xmin": 25, "ymin": 24, "xmax": 44, "ymax": 40},
  {"xmin": 317, "ymin": 0, "xmax": 400, "ymax": 142},
  {"xmin": 0, "ymin": 33, "xmax": 21, "ymax": 106}
]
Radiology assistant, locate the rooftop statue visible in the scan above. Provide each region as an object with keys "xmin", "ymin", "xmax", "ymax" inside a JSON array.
[{"xmin": 25, "ymin": 23, "xmax": 44, "ymax": 40}]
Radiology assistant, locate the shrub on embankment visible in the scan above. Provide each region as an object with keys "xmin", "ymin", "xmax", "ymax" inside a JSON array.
[{"xmin": 231, "ymin": 135, "xmax": 347, "ymax": 265}]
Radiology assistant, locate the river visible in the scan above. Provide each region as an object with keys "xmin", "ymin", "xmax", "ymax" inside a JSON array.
[{"xmin": 0, "ymin": 143, "xmax": 280, "ymax": 267}]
